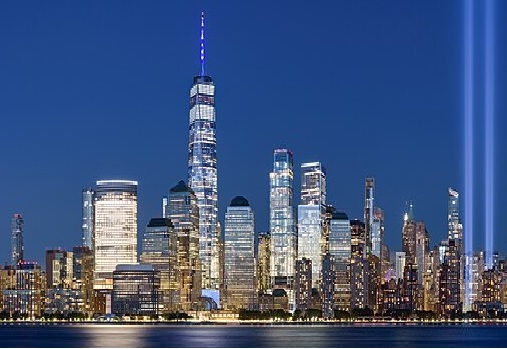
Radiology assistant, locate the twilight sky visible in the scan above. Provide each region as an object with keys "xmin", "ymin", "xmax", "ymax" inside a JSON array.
[{"xmin": 0, "ymin": 1, "xmax": 505, "ymax": 266}]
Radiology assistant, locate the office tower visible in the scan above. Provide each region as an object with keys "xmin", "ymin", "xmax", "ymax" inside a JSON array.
[
  {"xmin": 224, "ymin": 196, "xmax": 256, "ymax": 310},
  {"xmin": 364, "ymin": 178, "xmax": 374, "ymax": 256},
  {"xmin": 188, "ymin": 13, "xmax": 219, "ymax": 291},
  {"xmin": 11, "ymin": 214, "xmax": 24, "ymax": 266},
  {"xmin": 166, "ymin": 180, "xmax": 202, "ymax": 310},
  {"xmin": 470, "ymin": 251, "xmax": 485, "ymax": 308},
  {"xmin": 298, "ymin": 162, "xmax": 326, "ymax": 288},
  {"xmin": 45, "ymin": 249, "xmax": 73, "ymax": 289},
  {"xmin": 162, "ymin": 196, "xmax": 168, "ymax": 218},
  {"xmin": 112, "ymin": 264, "xmax": 159, "ymax": 316},
  {"xmin": 295, "ymin": 258, "xmax": 312, "ymax": 311},
  {"xmin": 328, "ymin": 211, "xmax": 351, "ymax": 311},
  {"xmin": 371, "ymin": 207, "xmax": 384, "ymax": 259},
  {"xmin": 438, "ymin": 239, "xmax": 460, "ymax": 316},
  {"xmin": 257, "ymin": 232, "xmax": 271, "ymax": 292},
  {"xmin": 321, "ymin": 254, "xmax": 335, "ymax": 318},
  {"xmin": 350, "ymin": 219, "xmax": 367, "ymax": 310},
  {"xmin": 415, "ymin": 222, "xmax": 429, "ymax": 307},
  {"xmin": 321, "ymin": 205, "xmax": 334, "ymax": 261},
  {"xmin": 269, "ymin": 148, "xmax": 296, "ymax": 289},
  {"xmin": 401, "ymin": 203, "xmax": 416, "ymax": 265},
  {"xmin": 448, "ymin": 187, "xmax": 466, "ymax": 311},
  {"xmin": 395, "ymin": 252, "xmax": 406, "ymax": 281},
  {"xmin": 93, "ymin": 180, "xmax": 138, "ymax": 290},
  {"xmin": 72, "ymin": 246, "xmax": 94, "ymax": 315},
  {"xmin": 423, "ymin": 247, "xmax": 440, "ymax": 312},
  {"xmin": 367, "ymin": 255, "xmax": 382, "ymax": 312},
  {"xmin": 140, "ymin": 218, "xmax": 178, "ymax": 312},
  {"xmin": 82, "ymin": 188, "xmax": 95, "ymax": 250}
]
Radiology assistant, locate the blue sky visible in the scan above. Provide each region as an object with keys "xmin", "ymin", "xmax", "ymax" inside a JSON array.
[{"xmin": 0, "ymin": 1, "xmax": 505, "ymax": 265}]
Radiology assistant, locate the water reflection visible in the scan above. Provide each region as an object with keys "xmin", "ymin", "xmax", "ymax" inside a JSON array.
[{"xmin": 80, "ymin": 325, "xmax": 146, "ymax": 347}]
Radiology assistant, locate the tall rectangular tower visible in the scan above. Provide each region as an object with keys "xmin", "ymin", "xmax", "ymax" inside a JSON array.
[
  {"xmin": 93, "ymin": 180, "xmax": 138, "ymax": 290},
  {"xmin": 269, "ymin": 149, "xmax": 296, "ymax": 289},
  {"xmin": 298, "ymin": 162, "xmax": 326, "ymax": 288},
  {"xmin": 364, "ymin": 178, "xmax": 374, "ymax": 257},
  {"xmin": 11, "ymin": 214, "xmax": 24, "ymax": 266},
  {"xmin": 82, "ymin": 188, "xmax": 95, "ymax": 250},
  {"xmin": 188, "ymin": 13, "xmax": 219, "ymax": 291}
]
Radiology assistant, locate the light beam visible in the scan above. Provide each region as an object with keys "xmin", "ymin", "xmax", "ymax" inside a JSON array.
[
  {"xmin": 484, "ymin": 0, "xmax": 495, "ymax": 270},
  {"xmin": 463, "ymin": 0, "xmax": 474, "ymax": 310}
]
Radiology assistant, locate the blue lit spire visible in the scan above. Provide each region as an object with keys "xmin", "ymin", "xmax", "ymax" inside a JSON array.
[{"xmin": 200, "ymin": 11, "xmax": 205, "ymax": 77}]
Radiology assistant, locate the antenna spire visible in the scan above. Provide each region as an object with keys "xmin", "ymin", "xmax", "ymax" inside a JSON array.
[{"xmin": 200, "ymin": 11, "xmax": 205, "ymax": 77}]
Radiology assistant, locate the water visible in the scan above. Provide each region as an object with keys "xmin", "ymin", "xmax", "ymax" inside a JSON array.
[{"xmin": 1, "ymin": 323, "xmax": 507, "ymax": 347}]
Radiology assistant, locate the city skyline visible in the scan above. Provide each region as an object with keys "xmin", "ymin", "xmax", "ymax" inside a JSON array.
[{"xmin": 0, "ymin": 2, "xmax": 506, "ymax": 265}]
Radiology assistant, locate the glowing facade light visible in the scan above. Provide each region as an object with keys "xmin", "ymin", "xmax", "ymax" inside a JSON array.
[{"xmin": 484, "ymin": 0, "xmax": 495, "ymax": 270}]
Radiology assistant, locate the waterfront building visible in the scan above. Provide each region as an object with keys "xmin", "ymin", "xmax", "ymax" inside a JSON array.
[
  {"xmin": 321, "ymin": 254, "xmax": 335, "ymax": 318},
  {"xmin": 165, "ymin": 181, "xmax": 202, "ymax": 310},
  {"xmin": 350, "ymin": 219, "xmax": 367, "ymax": 310},
  {"xmin": 295, "ymin": 258, "xmax": 312, "ymax": 311},
  {"xmin": 0, "ymin": 266, "xmax": 16, "ymax": 312},
  {"xmin": 111, "ymin": 264, "xmax": 159, "ymax": 316},
  {"xmin": 438, "ymin": 239, "xmax": 460, "ymax": 316},
  {"xmin": 470, "ymin": 251, "xmax": 485, "ymax": 307},
  {"xmin": 364, "ymin": 178, "xmax": 374, "ymax": 257},
  {"xmin": 448, "ymin": 188, "xmax": 465, "ymax": 311},
  {"xmin": 298, "ymin": 162, "xmax": 326, "ymax": 288},
  {"xmin": 82, "ymin": 188, "xmax": 95, "ymax": 250},
  {"xmin": 140, "ymin": 218, "xmax": 178, "ymax": 312},
  {"xmin": 224, "ymin": 196, "xmax": 256, "ymax": 310},
  {"xmin": 415, "ymin": 222, "xmax": 429, "ymax": 306},
  {"xmin": 11, "ymin": 214, "xmax": 24, "ymax": 266},
  {"xmin": 367, "ymin": 254, "xmax": 382, "ymax": 312},
  {"xmin": 329, "ymin": 211, "xmax": 351, "ymax": 311},
  {"xmin": 45, "ymin": 249, "xmax": 73, "ymax": 289},
  {"xmin": 3, "ymin": 262, "xmax": 45, "ymax": 318},
  {"xmin": 72, "ymin": 246, "xmax": 94, "ymax": 315},
  {"xmin": 269, "ymin": 149, "xmax": 297, "ymax": 290},
  {"xmin": 188, "ymin": 13, "xmax": 219, "ymax": 291},
  {"xmin": 257, "ymin": 232, "xmax": 271, "ymax": 292},
  {"xmin": 93, "ymin": 180, "xmax": 138, "ymax": 291}
]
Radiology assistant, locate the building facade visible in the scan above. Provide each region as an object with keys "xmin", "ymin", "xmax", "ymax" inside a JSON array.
[
  {"xmin": 11, "ymin": 214, "xmax": 24, "ymax": 266},
  {"xmin": 82, "ymin": 188, "xmax": 95, "ymax": 250},
  {"xmin": 269, "ymin": 148, "xmax": 297, "ymax": 289},
  {"xmin": 224, "ymin": 197, "xmax": 256, "ymax": 310},
  {"xmin": 93, "ymin": 180, "xmax": 138, "ymax": 290}
]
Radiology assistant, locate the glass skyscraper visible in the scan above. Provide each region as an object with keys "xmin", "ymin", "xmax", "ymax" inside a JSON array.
[
  {"xmin": 224, "ymin": 196, "xmax": 255, "ymax": 310},
  {"xmin": 188, "ymin": 14, "xmax": 219, "ymax": 290},
  {"xmin": 298, "ymin": 161, "xmax": 326, "ymax": 288},
  {"xmin": 93, "ymin": 180, "xmax": 138, "ymax": 290},
  {"xmin": 329, "ymin": 211, "xmax": 351, "ymax": 311},
  {"xmin": 364, "ymin": 178, "xmax": 374, "ymax": 257},
  {"xmin": 82, "ymin": 188, "xmax": 94, "ymax": 250},
  {"xmin": 11, "ymin": 214, "xmax": 24, "ymax": 266},
  {"xmin": 269, "ymin": 149, "xmax": 296, "ymax": 288}
]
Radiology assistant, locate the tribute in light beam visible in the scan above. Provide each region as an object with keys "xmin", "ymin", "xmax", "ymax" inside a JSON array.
[
  {"xmin": 484, "ymin": 0, "xmax": 495, "ymax": 271},
  {"xmin": 463, "ymin": 0, "xmax": 474, "ymax": 311}
]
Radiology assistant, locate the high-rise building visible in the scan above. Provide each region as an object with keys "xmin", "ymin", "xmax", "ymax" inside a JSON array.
[
  {"xmin": 93, "ymin": 180, "xmax": 138, "ymax": 290},
  {"xmin": 298, "ymin": 162, "xmax": 326, "ymax": 288},
  {"xmin": 350, "ymin": 219, "xmax": 367, "ymax": 310},
  {"xmin": 401, "ymin": 203, "xmax": 416, "ymax": 265},
  {"xmin": 165, "ymin": 180, "xmax": 202, "ymax": 310},
  {"xmin": 72, "ymin": 246, "xmax": 94, "ymax": 315},
  {"xmin": 257, "ymin": 232, "xmax": 271, "ymax": 292},
  {"xmin": 295, "ymin": 258, "xmax": 312, "ymax": 311},
  {"xmin": 224, "ymin": 196, "xmax": 256, "ymax": 310},
  {"xmin": 371, "ymin": 207, "xmax": 384, "ymax": 260},
  {"xmin": 448, "ymin": 187, "xmax": 466, "ymax": 311},
  {"xmin": 269, "ymin": 148, "xmax": 296, "ymax": 289},
  {"xmin": 140, "ymin": 218, "xmax": 178, "ymax": 312},
  {"xmin": 415, "ymin": 221, "xmax": 429, "ymax": 306},
  {"xmin": 329, "ymin": 211, "xmax": 351, "ymax": 311},
  {"xmin": 82, "ymin": 188, "xmax": 95, "ymax": 250},
  {"xmin": 11, "ymin": 214, "xmax": 24, "ymax": 266},
  {"xmin": 187, "ymin": 13, "xmax": 219, "ymax": 291},
  {"xmin": 3, "ymin": 262, "xmax": 45, "ymax": 318},
  {"xmin": 395, "ymin": 252, "xmax": 406, "ymax": 281},
  {"xmin": 364, "ymin": 178, "xmax": 374, "ymax": 257},
  {"xmin": 321, "ymin": 253, "xmax": 335, "ymax": 318}
]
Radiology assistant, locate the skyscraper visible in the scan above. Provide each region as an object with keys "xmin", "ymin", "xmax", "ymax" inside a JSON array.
[
  {"xmin": 401, "ymin": 203, "xmax": 416, "ymax": 265},
  {"xmin": 329, "ymin": 211, "xmax": 351, "ymax": 311},
  {"xmin": 188, "ymin": 13, "xmax": 219, "ymax": 291},
  {"xmin": 269, "ymin": 149, "xmax": 296, "ymax": 288},
  {"xmin": 93, "ymin": 180, "xmax": 138, "ymax": 290},
  {"xmin": 371, "ymin": 207, "xmax": 384, "ymax": 259},
  {"xmin": 224, "ymin": 196, "xmax": 256, "ymax": 310},
  {"xmin": 257, "ymin": 232, "xmax": 271, "ymax": 292},
  {"xmin": 298, "ymin": 162, "xmax": 326, "ymax": 288},
  {"xmin": 447, "ymin": 187, "xmax": 465, "ymax": 311},
  {"xmin": 364, "ymin": 178, "xmax": 374, "ymax": 257},
  {"xmin": 165, "ymin": 180, "xmax": 202, "ymax": 310},
  {"xmin": 82, "ymin": 188, "xmax": 95, "ymax": 250},
  {"xmin": 11, "ymin": 214, "xmax": 24, "ymax": 266}
]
